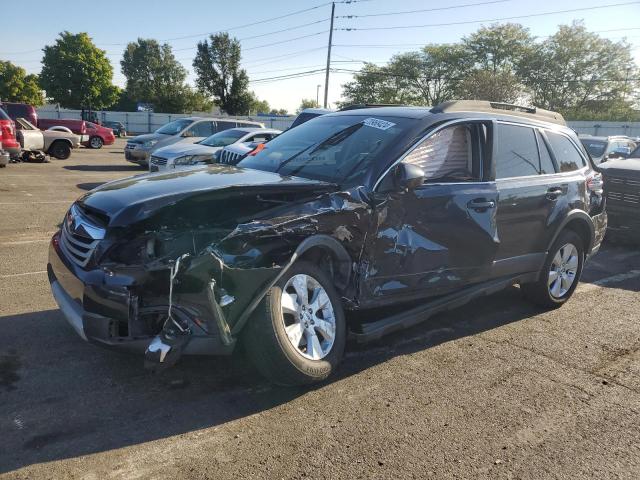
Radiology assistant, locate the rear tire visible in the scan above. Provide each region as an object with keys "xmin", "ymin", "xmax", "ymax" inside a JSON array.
[
  {"xmin": 243, "ymin": 261, "xmax": 346, "ymax": 386},
  {"xmin": 522, "ymin": 230, "xmax": 584, "ymax": 308},
  {"xmin": 49, "ymin": 141, "xmax": 71, "ymax": 160},
  {"xmin": 89, "ymin": 136, "xmax": 103, "ymax": 149}
]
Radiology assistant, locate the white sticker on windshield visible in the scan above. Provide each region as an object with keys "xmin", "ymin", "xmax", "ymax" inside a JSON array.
[{"xmin": 362, "ymin": 117, "xmax": 396, "ymax": 130}]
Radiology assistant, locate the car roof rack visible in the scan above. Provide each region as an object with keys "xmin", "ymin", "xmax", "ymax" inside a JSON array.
[
  {"xmin": 431, "ymin": 100, "xmax": 566, "ymax": 126},
  {"xmin": 338, "ymin": 103, "xmax": 410, "ymax": 111}
]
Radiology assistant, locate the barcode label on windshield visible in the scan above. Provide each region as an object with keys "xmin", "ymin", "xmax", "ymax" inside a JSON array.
[{"xmin": 363, "ymin": 118, "xmax": 396, "ymax": 130}]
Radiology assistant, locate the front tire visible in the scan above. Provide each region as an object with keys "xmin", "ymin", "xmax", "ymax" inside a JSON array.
[
  {"xmin": 522, "ymin": 230, "xmax": 584, "ymax": 308},
  {"xmin": 243, "ymin": 261, "xmax": 346, "ymax": 386},
  {"xmin": 89, "ymin": 136, "xmax": 103, "ymax": 149}
]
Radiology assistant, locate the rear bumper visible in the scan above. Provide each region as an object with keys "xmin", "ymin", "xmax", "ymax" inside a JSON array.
[{"xmin": 47, "ymin": 235, "xmax": 233, "ymax": 355}]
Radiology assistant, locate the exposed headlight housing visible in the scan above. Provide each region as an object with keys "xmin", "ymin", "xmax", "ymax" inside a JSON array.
[{"xmin": 173, "ymin": 154, "xmax": 213, "ymax": 166}]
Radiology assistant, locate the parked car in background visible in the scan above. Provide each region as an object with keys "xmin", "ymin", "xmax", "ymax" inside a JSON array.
[
  {"xmin": 579, "ymin": 135, "xmax": 637, "ymax": 164},
  {"xmin": 48, "ymin": 101, "xmax": 606, "ymax": 386},
  {"xmin": 217, "ymin": 140, "xmax": 263, "ymax": 166},
  {"xmin": 126, "ymin": 117, "xmax": 264, "ymax": 167},
  {"xmin": 289, "ymin": 108, "xmax": 331, "ymax": 129},
  {"xmin": 0, "ymin": 102, "xmax": 38, "ymax": 126},
  {"xmin": 0, "ymin": 106, "xmax": 21, "ymax": 159},
  {"xmin": 103, "ymin": 121, "xmax": 126, "ymax": 137},
  {"xmin": 599, "ymin": 156, "xmax": 640, "ymax": 243},
  {"xmin": 37, "ymin": 118, "xmax": 114, "ymax": 149},
  {"xmin": 83, "ymin": 121, "xmax": 115, "ymax": 149},
  {"xmin": 14, "ymin": 118, "xmax": 80, "ymax": 160},
  {"xmin": 150, "ymin": 128, "xmax": 280, "ymax": 172}
]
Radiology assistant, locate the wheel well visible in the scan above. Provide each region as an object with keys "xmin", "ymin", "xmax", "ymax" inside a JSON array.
[
  {"xmin": 48, "ymin": 139, "xmax": 72, "ymax": 150},
  {"xmin": 298, "ymin": 245, "xmax": 350, "ymax": 293},
  {"xmin": 563, "ymin": 218, "xmax": 592, "ymax": 253}
]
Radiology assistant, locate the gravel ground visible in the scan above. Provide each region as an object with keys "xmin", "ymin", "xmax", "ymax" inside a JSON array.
[{"xmin": 1, "ymin": 139, "xmax": 639, "ymax": 479}]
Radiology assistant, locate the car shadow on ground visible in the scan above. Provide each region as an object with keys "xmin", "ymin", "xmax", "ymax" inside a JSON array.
[
  {"xmin": 76, "ymin": 182, "xmax": 106, "ymax": 191},
  {"xmin": 0, "ymin": 286, "xmax": 540, "ymax": 473},
  {"xmin": 63, "ymin": 165, "xmax": 144, "ymax": 172}
]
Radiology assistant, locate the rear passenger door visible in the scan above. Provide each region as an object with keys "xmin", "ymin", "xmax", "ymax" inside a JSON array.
[{"xmin": 492, "ymin": 122, "xmax": 574, "ymax": 276}]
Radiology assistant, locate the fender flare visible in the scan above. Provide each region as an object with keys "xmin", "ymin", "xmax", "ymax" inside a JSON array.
[
  {"xmin": 230, "ymin": 234, "xmax": 353, "ymax": 336},
  {"xmin": 546, "ymin": 209, "xmax": 595, "ymax": 255}
]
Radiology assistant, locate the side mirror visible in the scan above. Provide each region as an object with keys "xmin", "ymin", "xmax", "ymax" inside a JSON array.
[{"xmin": 394, "ymin": 163, "xmax": 425, "ymax": 191}]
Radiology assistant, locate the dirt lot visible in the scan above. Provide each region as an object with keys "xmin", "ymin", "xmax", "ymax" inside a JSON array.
[{"xmin": 1, "ymin": 139, "xmax": 639, "ymax": 479}]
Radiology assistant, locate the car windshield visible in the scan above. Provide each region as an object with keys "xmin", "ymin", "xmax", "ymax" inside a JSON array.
[
  {"xmin": 200, "ymin": 129, "xmax": 247, "ymax": 147},
  {"xmin": 581, "ymin": 139, "xmax": 607, "ymax": 158},
  {"xmin": 238, "ymin": 115, "xmax": 412, "ymax": 185},
  {"xmin": 155, "ymin": 119, "xmax": 193, "ymax": 135}
]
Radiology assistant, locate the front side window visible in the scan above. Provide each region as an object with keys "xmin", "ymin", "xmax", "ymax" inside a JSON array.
[
  {"xmin": 546, "ymin": 131, "xmax": 586, "ymax": 172},
  {"xmin": 238, "ymin": 115, "xmax": 413, "ymax": 186},
  {"xmin": 403, "ymin": 124, "xmax": 479, "ymax": 182},
  {"xmin": 156, "ymin": 119, "xmax": 192, "ymax": 135}
]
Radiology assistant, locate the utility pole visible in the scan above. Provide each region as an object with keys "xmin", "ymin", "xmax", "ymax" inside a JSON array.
[{"xmin": 323, "ymin": 2, "xmax": 335, "ymax": 109}]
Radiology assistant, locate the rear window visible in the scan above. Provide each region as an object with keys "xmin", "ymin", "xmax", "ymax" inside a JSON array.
[
  {"xmin": 546, "ymin": 132, "xmax": 586, "ymax": 172},
  {"xmin": 0, "ymin": 107, "xmax": 10, "ymax": 121},
  {"xmin": 581, "ymin": 139, "xmax": 607, "ymax": 158}
]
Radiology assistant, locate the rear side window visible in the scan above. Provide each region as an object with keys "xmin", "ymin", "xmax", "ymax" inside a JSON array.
[
  {"xmin": 546, "ymin": 132, "xmax": 586, "ymax": 172},
  {"xmin": 190, "ymin": 121, "xmax": 215, "ymax": 137},
  {"xmin": 536, "ymin": 130, "xmax": 556, "ymax": 174},
  {"xmin": 216, "ymin": 121, "xmax": 236, "ymax": 131},
  {"xmin": 495, "ymin": 124, "xmax": 540, "ymax": 179}
]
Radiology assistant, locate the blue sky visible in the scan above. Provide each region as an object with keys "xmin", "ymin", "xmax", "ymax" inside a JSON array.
[{"xmin": 1, "ymin": 0, "xmax": 639, "ymax": 112}]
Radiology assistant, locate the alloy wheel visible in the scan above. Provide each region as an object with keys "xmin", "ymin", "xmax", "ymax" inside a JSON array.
[
  {"xmin": 548, "ymin": 243, "xmax": 579, "ymax": 298},
  {"xmin": 90, "ymin": 137, "xmax": 103, "ymax": 148},
  {"xmin": 281, "ymin": 273, "xmax": 336, "ymax": 360}
]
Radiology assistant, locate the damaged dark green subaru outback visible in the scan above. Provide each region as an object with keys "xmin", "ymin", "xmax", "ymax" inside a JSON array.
[{"xmin": 48, "ymin": 101, "xmax": 607, "ymax": 386}]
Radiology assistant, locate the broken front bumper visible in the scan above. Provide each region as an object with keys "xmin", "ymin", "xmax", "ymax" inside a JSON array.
[{"xmin": 47, "ymin": 234, "xmax": 235, "ymax": 356}]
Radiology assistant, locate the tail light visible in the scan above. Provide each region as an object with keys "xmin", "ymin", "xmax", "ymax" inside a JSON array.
[
  {"xmin": 0, "ymin": 121, "xmax": 14, "ymax": 139},
  {"xmin": 248, "ymin": 143, "xmax": 266, "ymax": 156},
  {"xmin": 587, "ymin": 172, "xmax": 603, "ymax": 195}
]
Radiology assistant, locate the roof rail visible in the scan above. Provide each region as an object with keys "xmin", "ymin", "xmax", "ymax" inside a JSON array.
[
  {"xmin": 338, "ymin": 103, "xmax": 410, "ymax": 111},
  {"xmin": 431, "ymin": 100, "xmax": 566, "ymax": 126}
]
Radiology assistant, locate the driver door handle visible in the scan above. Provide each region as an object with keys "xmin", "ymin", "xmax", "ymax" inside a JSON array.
[{"xmin": 467, "ymin": 198, "xmax": 496, "ymax": 211}]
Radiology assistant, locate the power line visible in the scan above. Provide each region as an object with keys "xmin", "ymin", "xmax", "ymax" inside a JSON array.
[
  {"xmin": 330, "ymin": 67, "xmax": 640, "ymax": 84},
  {"xmin": 242, "ymin": 47, "xmax": 328, "ymax": 67},
  {"xmin": 243, "ymin": 32, "xmax": 327, "ymax": 51},
  {"xmin": 250, "ymin": 69, "xmax": 326, "ymax": 84},
  {"xmin": 336, "ymin": 0, "xmax": 510, "ymax": 18},
  {"xmin": 337, "ymin": 2, "xmax": 640, "ymax": 31}
]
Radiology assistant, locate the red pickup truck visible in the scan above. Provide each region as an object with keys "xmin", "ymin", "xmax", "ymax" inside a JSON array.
[{"xmin": 37, "ymin": 118, "xmax": 115, "ymax": 149}]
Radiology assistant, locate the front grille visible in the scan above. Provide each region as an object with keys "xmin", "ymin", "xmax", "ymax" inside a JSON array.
[
  {"xmin": 59, "ymin": 205, "xmax": 106, "ymax": 268},
  {"xmin": 605, "ymin": 175, "xmax": 640, "ymax": 207},
  {"xmin": 150, "ymin": 155, "xmax": 167, "ymax": 166},
  {"xmin": 219, "ymin": 149, "xmax": 241, "ymax": 165}
]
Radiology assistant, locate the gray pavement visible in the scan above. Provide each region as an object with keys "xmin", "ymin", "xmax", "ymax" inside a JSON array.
[{"xmin": 1, "ymin": 139, "xmax": 639, "ymax": 479}]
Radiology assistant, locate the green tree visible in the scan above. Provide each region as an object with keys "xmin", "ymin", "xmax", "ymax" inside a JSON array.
[
  {"xmin": 521, "ymin": 21, "xmax": 639, "ymax": 119},
  {"xmin": 193, "ymin": 33, "xmax": 252, "ymax": 115},
  {"xmin": 121, "ymin": 38, "xmax": 210, "ymax": 113},
  {"xmin": 463, "ymin": 23, "xmax": 534, "ymax": 73},
  {"xmin": 40, "ymin": 32, "xmax": 118, "ymax": 109},
  {"xmin": 248, "ymin": 93, "xmax": 270, "ymax": 114},
  {"xmin": 457, "ymin": 70, "xmax": 524, "ymax": 103},
  {"xmin": 0, "ymin": 61, "xmax": 44, "ymax": 105},
  {"xmin": 297, "ymin": 98, "xmax": 319, "ymax": 113}
]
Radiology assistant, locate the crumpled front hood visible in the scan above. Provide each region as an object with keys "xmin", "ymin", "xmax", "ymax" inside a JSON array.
[
  {"xmin": 153, "ymin": 143, "xmax": 219, "ymax": 160},
  {"xmin": 78, "ymin": 165, "xmax": 337, "ymax": 227}
]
